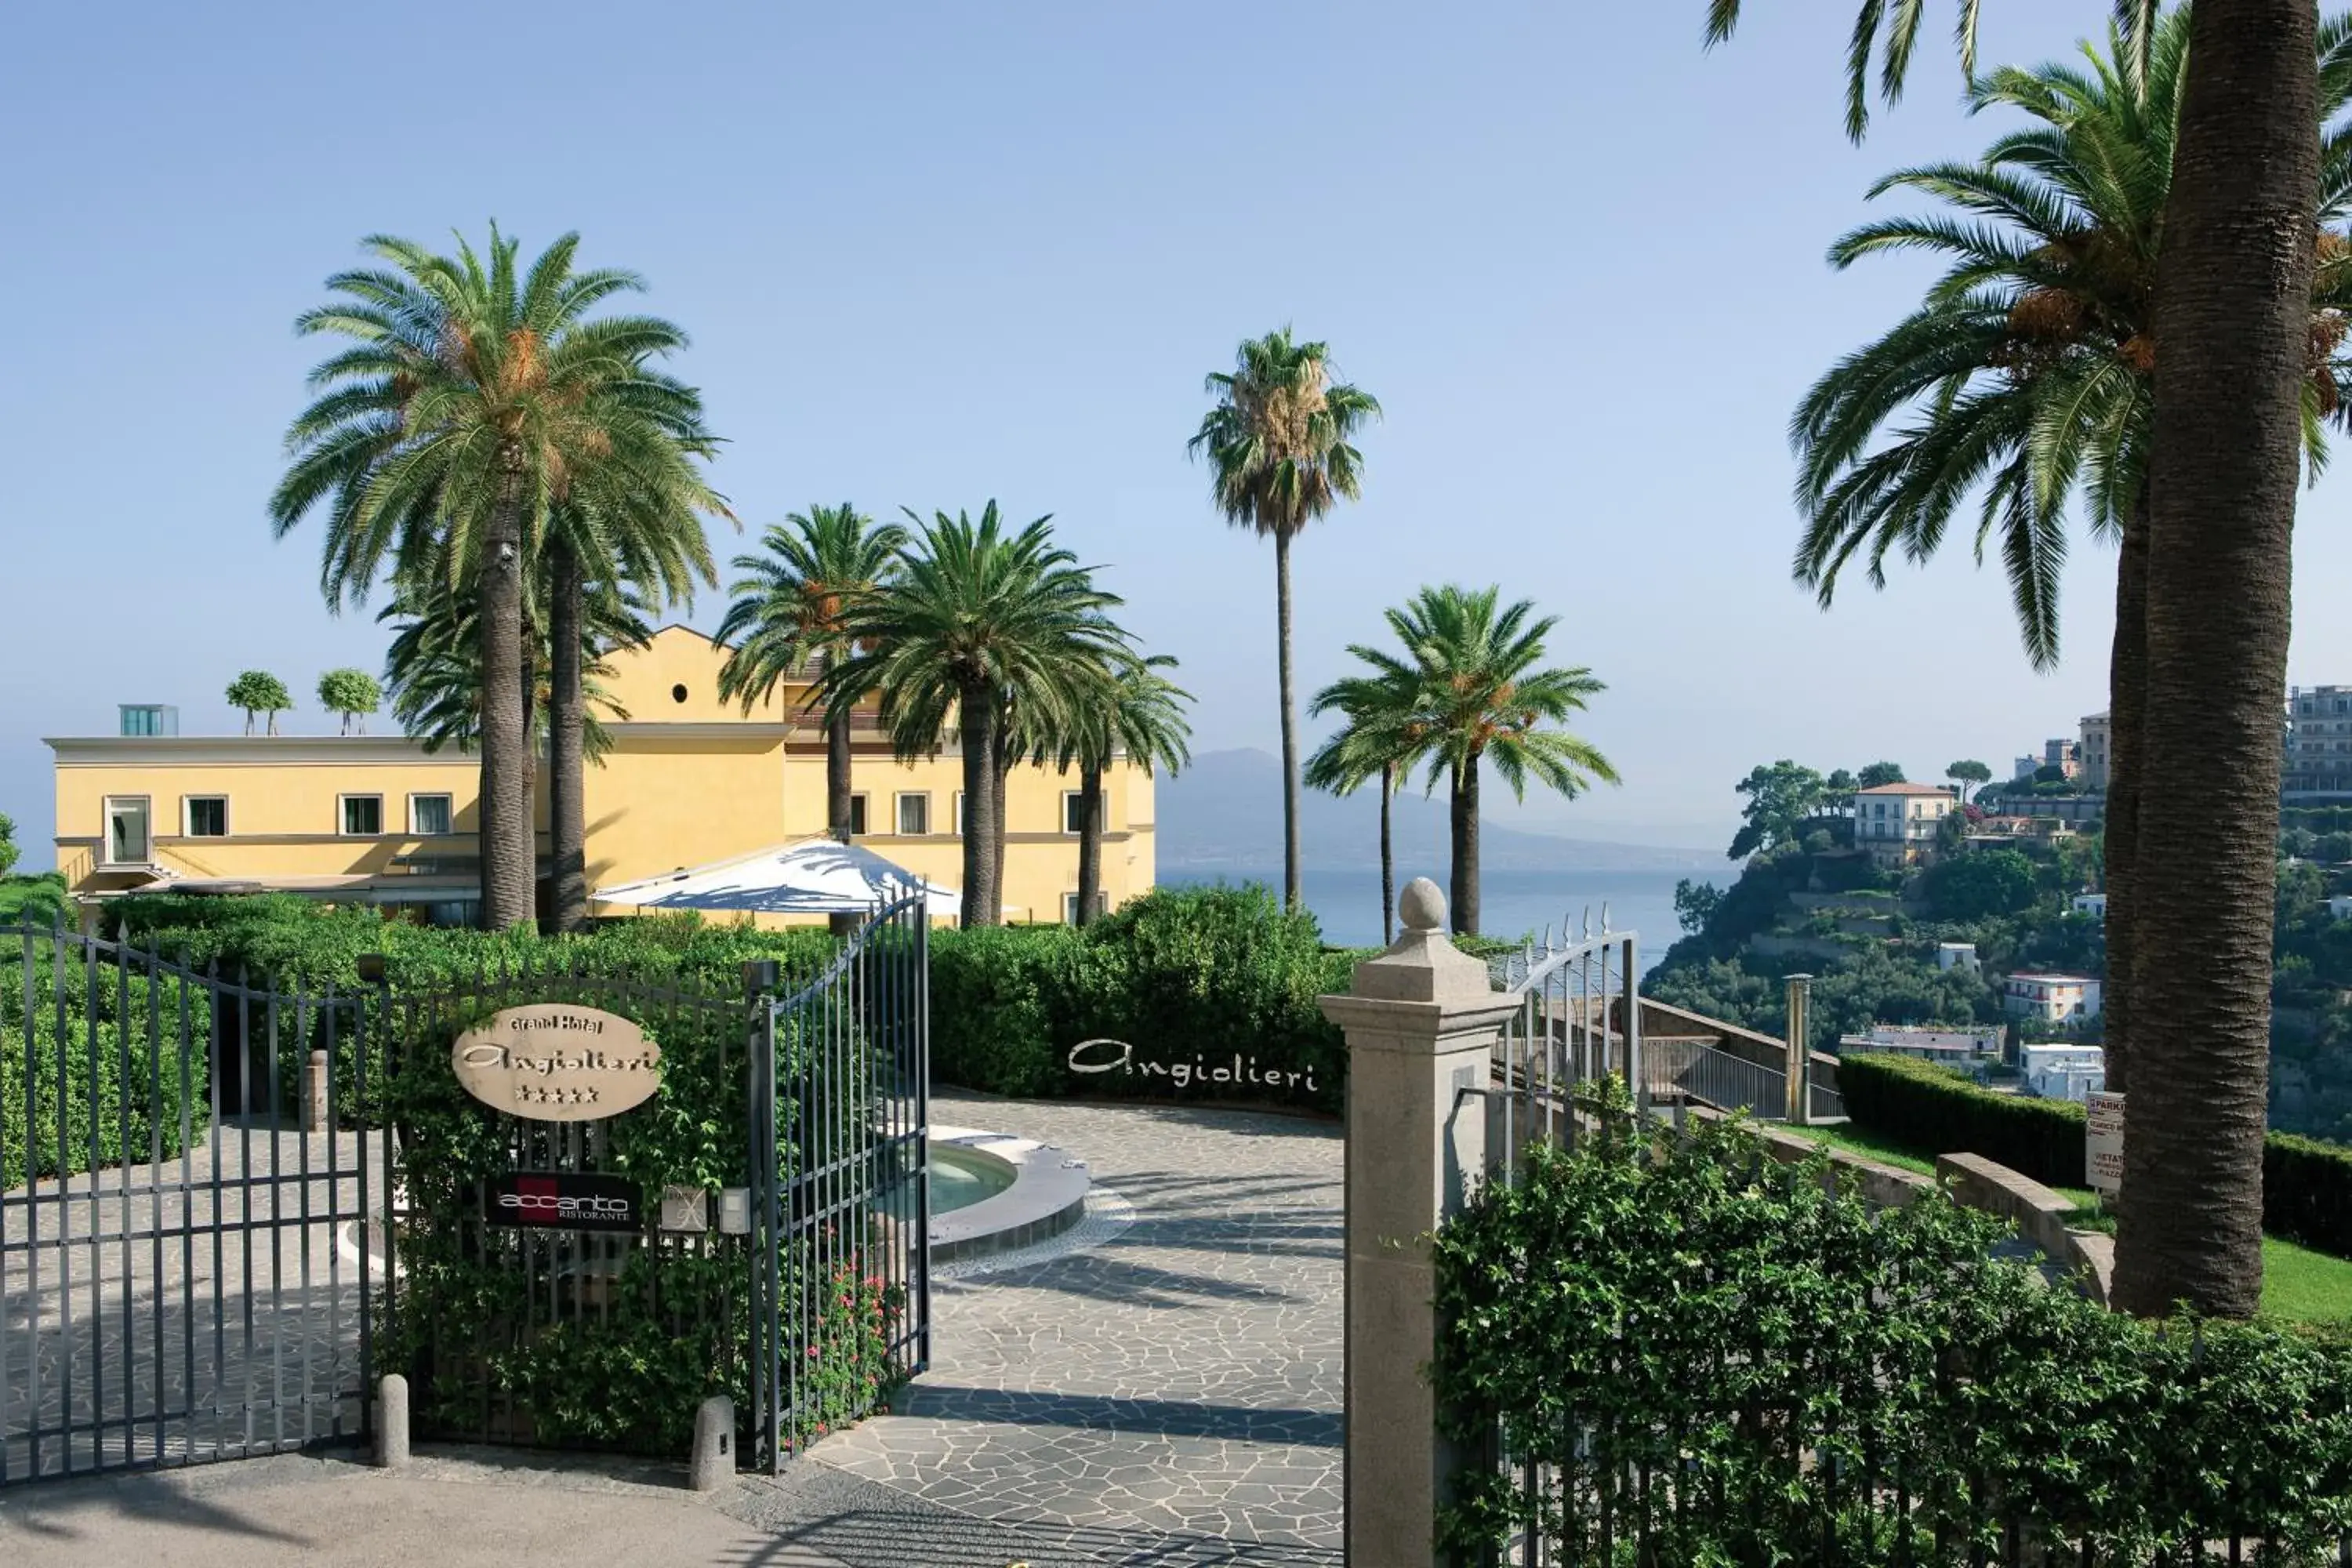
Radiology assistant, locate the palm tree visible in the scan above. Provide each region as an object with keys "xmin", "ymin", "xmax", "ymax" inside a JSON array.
[
  {"xmin": 1306, "ymin": 665, "xmax": 1430, "ymax": 945},
  {"xmin": 1784, "ymin": 12, "xmax": 2352, "ymax": 1312},
  {"xmin": 379, "ymin": 572, "xmax": 647, "ymax": 764},
  {"xmin": 543, "ymin": 400, "xmax": 724, "ymax": 933},
  {"xmin": 717, "ymin": 505, "xmax": 910, "ymax": 847},
  {"xmin": 1352, "ymin": 586, "xmax": 1618, "ymax": 936},
  {"xmin": 1189, "ymin": 328, "xmax": 1381, "ymax": 913},
  {"xmin": 1055, "ymin": 655, "xmax": 1193, "ymax": 927},
  {"xmin": 272, "ymin": 227, "xmax": 718, "ymax": 931},
  {"xmin": 826, "ymin": 504, "xmax": 1127, "ymax": 927}
]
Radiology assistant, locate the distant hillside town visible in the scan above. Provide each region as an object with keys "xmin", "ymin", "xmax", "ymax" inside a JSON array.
[{"xmin": 1650, "ymin": 719, "xmax": 2352, "ymax": 1143}]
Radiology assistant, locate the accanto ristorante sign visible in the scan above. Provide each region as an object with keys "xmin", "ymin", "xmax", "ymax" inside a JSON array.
[
  {"xmin": 450, "ymin": 1004, "xmax": 662, "ymax": 1122},
  {"xmin": 486, "ymin": 1172, "xmax": 642, "ymax": 1234}
]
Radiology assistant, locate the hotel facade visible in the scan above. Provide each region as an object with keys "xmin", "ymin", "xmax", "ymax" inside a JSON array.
[{"xmin": 49, "ymin": 626, "xmax": 1156, "ymax": 926}]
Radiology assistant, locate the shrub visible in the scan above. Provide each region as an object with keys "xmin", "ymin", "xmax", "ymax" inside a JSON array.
[
  {"xmin": 110, "ymin": 884, "xmax": 1355, "ymax": 1113},
  {"xmin": 927, "ymin": 924, "xmax": 1073, "ymax": 1097},
  {"xmin": 1838, "ymin": 1051, "xmax": 2090, "ymax": 1185},
  {"xmin": 1842, "ymin": 1053, "xmax": 2352, "ymax": 1259},
  {"xmin": 2267, "ymin": 1133, "xmax": 2352, "ymax": 1259},
  {"xmin": 376, "ymin": 964, "xmax": 900, "ymax": 1456},
  {"xmin": 0, "ymin": 950, "xmax": 208, "ymax": 1186},
  {"xmin": 1431, "ymin": 1080, "xmax": 2352, "ymax": 1562}
]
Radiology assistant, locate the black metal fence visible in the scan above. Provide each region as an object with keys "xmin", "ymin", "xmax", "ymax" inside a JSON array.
[
  {"xmin": 748, "ymin": 893, "xmax": 929, "ymax": 1470},
  {"xmin": 4, "ymin": 898, "xmax": 932, "ymax": 1486},
  {"xmin": 1, "ymin": 924, "xmax": 387, "ymax": 1483}
]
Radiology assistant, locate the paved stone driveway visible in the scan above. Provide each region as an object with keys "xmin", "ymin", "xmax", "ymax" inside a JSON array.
[{"xmin": 808, "ymin": 1091, "xmax": 1345, "ymax": 1566}]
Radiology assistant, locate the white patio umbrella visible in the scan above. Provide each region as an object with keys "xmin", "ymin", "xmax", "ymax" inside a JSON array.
[{"xmin": 592, "ymin": 839, "xmax": 964, "ymax": 919}]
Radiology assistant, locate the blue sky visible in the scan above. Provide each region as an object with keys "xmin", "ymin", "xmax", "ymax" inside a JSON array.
[{"xmin": 8, "ymin": 2, "xmax": 2351, "ymax": 860}]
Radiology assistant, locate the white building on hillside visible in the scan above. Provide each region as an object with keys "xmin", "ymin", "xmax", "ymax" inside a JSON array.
[
  {"xmin": 2003, "ymin": 972, "xmax": 2103, "ymax": 1023},
  {"xmin": 2021, "ymin": 1044, "xmax": 2107, "ymax": 1102},
  {"xmin": 1853, "ymin": 782, "xmax": 1958, "ymax": 866}
]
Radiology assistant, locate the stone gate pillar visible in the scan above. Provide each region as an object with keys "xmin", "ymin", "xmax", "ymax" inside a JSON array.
[{"xmin": 1318, "ymin": 878, "xmax": 1522, "ymax": 1568}]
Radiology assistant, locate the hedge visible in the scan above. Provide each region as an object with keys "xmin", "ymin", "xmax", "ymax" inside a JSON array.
[
  {"xmin": 1838, "ymin": 1051, "xmax": 2352, "ymax": 1259},
  {"xmin": 105, "ymin": 884, "xmax": 1363, "ymax": 1115},
  {"xmin": 1, "ymin": 951, "xmax": 208, "ymax": 1187},
  {"xmin": 376, "ymin": 970, "xmax": 897, "ymax": 1456},
  {"xmin": 1432, "ymin": 1080, "xmax": 2352, "ymax": 1561}
]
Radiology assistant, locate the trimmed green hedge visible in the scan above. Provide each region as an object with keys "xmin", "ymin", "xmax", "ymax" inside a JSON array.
[
  {"xmin": 2267, "ymin": 1133, "xmax": 2352, "ymax": 1259},
  {"xmin": 1838, "ymin": 1052, "xmax": 2352, "ymax": 1259},
  {"xmin": 930, "ymin": 886, "xmax": 1358, "ymax": 1112},
  {"xmin": 1, "ymin": 952, "xmax": 208, "ymax": 1187},
  {"xmin": 1432, "ymin": 1080, "xmax": 2352, "ymax": 1561},
  {"xmin": 1838, "ymin": 1052, "xmax": 2092, "ymax": 1185},
  {"xmin": 105, "ymin": 884, "xmax": 1361, "ymax": 1115}
]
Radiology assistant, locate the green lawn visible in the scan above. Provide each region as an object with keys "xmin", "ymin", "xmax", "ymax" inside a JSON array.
[{"xmin": 1781, "ymin": 1122, "xmax": 2352, "ymax": 1325}]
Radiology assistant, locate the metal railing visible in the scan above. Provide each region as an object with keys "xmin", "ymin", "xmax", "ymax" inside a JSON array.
[
  {"xmin": 1486, "ymin": 910, "xmax": 1641, "ymax": 1187},
  {"xmin": 1641, "ymin": 1036, "xmax": 1788, "ymax": 1120}
]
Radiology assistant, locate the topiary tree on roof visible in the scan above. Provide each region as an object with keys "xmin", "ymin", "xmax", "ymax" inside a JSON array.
[
  {"xmin": 317, "ymin": 668, "xmax": 383, "ymax": 735},
  {"xmin": 225, "ymin": 671, "xmax": 293, "ymax": 736}
]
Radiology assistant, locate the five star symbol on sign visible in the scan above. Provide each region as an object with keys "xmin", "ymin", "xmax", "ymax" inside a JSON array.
[{"xmin": 512, "ymin": 1084, "xmax": 601, "ymax": 1107}]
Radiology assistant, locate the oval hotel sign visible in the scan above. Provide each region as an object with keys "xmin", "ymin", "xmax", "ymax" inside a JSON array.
[{"xmin": 450, "ymin": 1004, "xmax": 662, "ymax": 1122}]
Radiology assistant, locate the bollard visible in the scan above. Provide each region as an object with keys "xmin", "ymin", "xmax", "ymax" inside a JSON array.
[
  {"xmin": 305, "ymin": 1050, "xmax": 330, "ymax": 1134},
  {"xmin": 689, "ymin": 1395, "xmax": 735, "ymax": 1491},
  {"xmin": 375, "ymin": 1374, "xmax": 410, "ymax": 1468}
]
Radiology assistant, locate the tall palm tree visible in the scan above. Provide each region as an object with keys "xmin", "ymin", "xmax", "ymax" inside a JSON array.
[
  {"xmin": 1306, "ymin": 665, "xmax": 1431, "ymax": 945},
  {"xmin": 379, "ymin": 571, "xmax": 647, "ymax": 764},
  {"xmin": 543, "ymin": 394, "xmax": 724, "ymax": 932},
  {"xmin": 1189, "ymin": 329, "xmax": 1381, "ymax": 913},
  {"xmin": 1784, "ymin": 11, "xmax": 2352, "ymax": 1314},
  {"xmin": 716, "ymin": 505, "xmax": 911, "ymax": 847},
  {"xmin": 826, "ymin": 504, "xmax": 1127, "ymax": 927},
  {"xmin": 272, "ymin": 227, "xmax": 717, "ymax": 931},
  {"xmin": 1353, "ymin": 586, "xmax": 1617, "ymax": 936},
  {"xmin": 1055, "ymin": 655, "xmax": 1193, "ymax": 927}
]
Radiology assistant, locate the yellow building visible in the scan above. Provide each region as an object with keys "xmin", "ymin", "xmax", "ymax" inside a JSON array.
[{"xmin": 49, "ymin": 626, "xmax": 1156, "ymax": 926}]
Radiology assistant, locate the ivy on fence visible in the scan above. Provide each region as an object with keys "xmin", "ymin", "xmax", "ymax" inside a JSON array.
[{"xmin": 1429, "ymin": 1080, "xmax": 2352, "ymax": 1565}]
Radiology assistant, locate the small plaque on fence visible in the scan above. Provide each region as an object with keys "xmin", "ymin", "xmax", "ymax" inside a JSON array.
[
  {"xmin": 450, "ymin": 1004, "xmax": 662, "ymax": 1122},
  {"xmin": 660, "ymin": 1185, "xmax": 710, "ymax": 1232},
  {"xmin": 486, "ymin": 1172, "xmax": 643, "ymax": 1234},
  {"xmin": 2086, "ymin": 1091, "xmax": 2125, "ymax": 1200}
]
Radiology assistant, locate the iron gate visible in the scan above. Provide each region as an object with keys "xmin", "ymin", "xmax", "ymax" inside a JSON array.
[
  {"xmin": 748, "ymin": 892, "xmax": 930, "ymax": 1470},
  {"xmin": 1, "ymin": 923, "xmax": 389, "ymax": 1483},
  {"xmin": 3, "ymin": 897, "xmax": 931, "ymax": 1486}
]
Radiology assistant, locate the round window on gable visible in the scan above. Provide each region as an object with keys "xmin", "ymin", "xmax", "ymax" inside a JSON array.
[{"xmin": 671, "ymin": 684, "xmax": 689, "ymax": 705}]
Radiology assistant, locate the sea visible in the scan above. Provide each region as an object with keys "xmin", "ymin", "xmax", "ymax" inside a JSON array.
[{"xmin": 1161, "ymin": 865, "xmax": 1700, "ymax": 973}]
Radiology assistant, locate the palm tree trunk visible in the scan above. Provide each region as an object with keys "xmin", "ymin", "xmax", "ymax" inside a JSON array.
[
  {"xmin": 548, "ymin": 541, "xmax": 587, "ymax": 935},
  {"xmin": 827, "ymin": 704, "xmax": 854, "ymax": 842},
  {"xmin": 478, "ymin": 485, "xmax": 535, "ymax": 932},
  {"xmin": 995, "ymin": 750, "xmax": 1011, "ymax": 916},
  {"xmin": 1450, "ymin": 754, "xmax": 1481, "ymax": 937},
  {"xmin": 959, "ymin": 688, "xmax": 1000, "ymax": 927},
  {"xmin": 1275, "ymin": 528, "xmax": 1303, "ymax": 912},
  {"xmin": 827, "ymin": 701, "xmax": 856, "ymax": 938},
  {"xmin": 1076, "ymin": 759, "xmax": 1103, "ymax": 927},
  {"xmin": 2114, "ymin": 0, "xmax": 2316, "ymax": 1320},
  {"xmin": 1380, "ymin": 761, "xmax": 1395, "ymax": 946},
  {"xmin": 2103, "ymin": 491, "xmax": 2151, "ymax": 1098}
]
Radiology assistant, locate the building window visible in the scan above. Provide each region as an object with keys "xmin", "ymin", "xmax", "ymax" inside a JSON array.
[
  {"xmin": 953, "ymin": 792, "xmax": 965, "ymax": 836},
  {"xmin": 183, "ymin": 797, "xmax": 228, "ymax": 838},
  {"xmin": 848, "ymin": 795, "xmax": 868, "ymax": 837},
  {"xmin": 339, "ymin": 795, "xmax": 384, "ymax": 837},
  {"xmin": 409, "ymin": 793, "xmax": 452, "ymax": 836},
  {"xmin": 895, "ymin": 793, "xmax": 930, "ymax": 836},
  {"xmin": 1062, "ymin": 792, "xmax": 1088, "ymax": 835},
  {"xmin": 103, "ymin": 797, "xmax": 151, "ymax": 866},
  {"xmin": 1062, "ymin": 891, "xmax": 1107, "ymax": 924}
]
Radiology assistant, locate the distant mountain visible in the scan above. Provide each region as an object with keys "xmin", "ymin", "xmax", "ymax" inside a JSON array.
[{"xmin": 1156, "ymin": 749, "xmax": 1718, "ymax": 873}]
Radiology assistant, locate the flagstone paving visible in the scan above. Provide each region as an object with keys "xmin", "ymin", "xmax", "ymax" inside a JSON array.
[{"xmin": 804, "ymin": 1090, "xmax": 1345, "ymax": 1565}]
